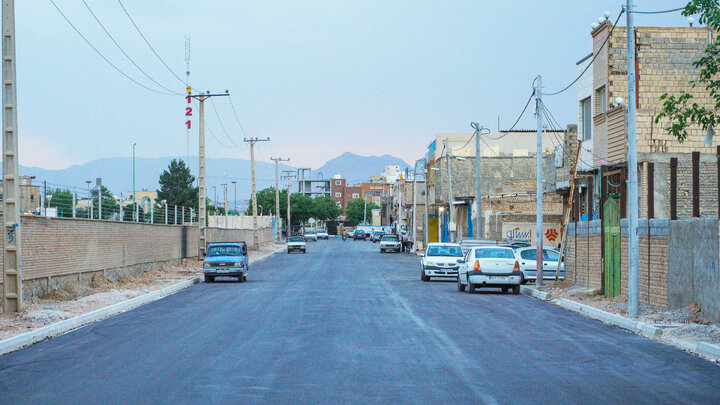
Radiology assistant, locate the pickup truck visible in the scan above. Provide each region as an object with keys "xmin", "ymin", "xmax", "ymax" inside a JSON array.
[{"xmin": 203, "ymin": 242, "xmax": 248, "ymax": 283}]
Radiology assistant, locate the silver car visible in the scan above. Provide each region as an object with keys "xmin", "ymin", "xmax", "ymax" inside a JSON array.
[{"xmin": 514, "ymin": 247, "xmax": 565, "ymax": 284}]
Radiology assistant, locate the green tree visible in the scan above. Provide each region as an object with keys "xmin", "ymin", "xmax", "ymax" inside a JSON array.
[
  {"xmin": 656, "ymin": 1, "xmax": 720, "ymax": 142},
  {"xmin": 289, "ymin": 193, "xmax": 315, "ymax": 225},
  {"xmin": 157, "ymin": 159, "xmax": 198, "ymax": 209},
  {"xmin": 345, "ymin": 198, "xmax": 379, "ymax": 226},
  {"xmin": 47, "ymin": 189, "xmax": 74, "ymax": 218},
  {"xmin": 313, "ymin": 195, "xmax": 342, "ymax": 221},
  {"xmin": 245, "ymin": 186, "xmax": 291, "ymax": 221},
  {"xmin": 93, "ymin": 186, "xmax": 119, "ymax": 220}
]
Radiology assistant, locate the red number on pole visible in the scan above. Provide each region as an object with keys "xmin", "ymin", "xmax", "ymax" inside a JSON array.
[
  {"xmin": 185, "ymin": 120, "xmax": 191, "ymax": 129},
  {"xmin": 185, "ymin": 107, "xmax": 193, "ymax": 116},
  {"xmin": 186, "ymin": 96, "xmax": 191, "ymax": 103}
]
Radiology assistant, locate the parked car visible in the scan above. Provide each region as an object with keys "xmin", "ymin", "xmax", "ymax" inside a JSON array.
[
  {"xmin": 457, "ymin": 246, "xmax": 522, "ymax": 294},
  {"xmin": 317, "ymin": 229, "xmax": 329, "ymax": 240},
  {"xmin": 420, "ymin": 243, "xmax": 463, "ymax": 281},
  {"xmin": 514, "ymin": 247, "xmax": 565, "ymax": 283},
  {"xmin": 287, "ymin": 236, "xmax": 307, "ymax": 253},
  {"xmin": 353, "ymin": 229, "xmax": 366, "ymax": 241},
  {"xmin": 203, "ymin": 242, "xmax": 248, "ymax": 283},
  {"xmin": 304, "ymin": 230, "xmax": 318, "ymax": 242},
  {"xmin": 371, "ymin": 231, "xmax": 386, "ymax": 243},
  {"xmin": 379, "ymin": 234, "xmax": 401, "ymax": 253}
]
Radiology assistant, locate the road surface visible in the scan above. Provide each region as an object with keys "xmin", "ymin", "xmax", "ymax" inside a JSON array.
[{"xmin": 1, "ymin": 239, "xmax": 719, "ymax": 404}]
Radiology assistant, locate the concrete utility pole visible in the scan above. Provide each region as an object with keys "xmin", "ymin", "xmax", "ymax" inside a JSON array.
[
  {"xmin": 626, "ymin": 0, "xmax": 639, "ymax": 317},
  {"xmin": 2, "ymin": 0, "xmax": 22, "ymax": 312},
  {"xmin": 132, "ymin": 142, "xmax": 136, "ymax": 221},
  {"xmin": 97, "ymin": 178, "xmax": 102, "ymax": 220},
  {"xmin": 271, "ymin": 157, "xmax": 290, "ymax": 241},
  {"xmin": 471, "ymin": 123, "xmax": 489, "ymax": 239},
  {"xmin": 282, "ymin": 170, "xmax": 296, "ymax": 238},
  {"xmin": 412, "ymin": 158, "xmax": 426, "ymax": 247},
  {"xmin": 222, "ymin": 183, "xmax": 228, "ymax": 228},
  {"xmin": 188, "ymin": 89, "xmax": 229, "ymax": 255},
  {"xmin": 213, "ymin": 185, "xmax": 217, "ymax": 225},
  {"xmin": 423, "ymin": 168, "xmax": 429, "ymax": 247},
  {"xmin": 232, "ymin": 181, "xmax": 237, "ymax": 216},
  {"xmin": 244, "ymin": 137, "xmax": 270, "ymax": 248},
  {"xmin": 443, "ymin": 139, "xmax": 455, "ymax": 242},
  {"xmin": 535, "ymin": 75, "xmax": 544, "ymax": 287},
  {"xmin": 86, "ymin": 180, "xmax": 92, "ymax": 219}
]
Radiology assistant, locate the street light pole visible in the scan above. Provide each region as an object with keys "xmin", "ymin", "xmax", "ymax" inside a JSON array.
[
  {"xmin": 443, "ymin": 139, "xmax": 455, "ymax": 242},
  {"xmin": 132, "ymin": 142, "xmax": 136, "ymax": 222},
  {"xmin": 471, "ymin": 123, "xmax": 489, "ymax": 239},
  {"xmin": 86, "ymin": 180, "xmax": 92, "ymax": 219}
]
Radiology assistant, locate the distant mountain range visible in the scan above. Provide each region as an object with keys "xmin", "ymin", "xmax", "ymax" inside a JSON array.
[
  {"xmin": 315, "ymin": 152, "xmax": 411, "ymax": 184},
  {"xmin": 8, "ymin": 152, "xmax": 410, "ymax": 205}
]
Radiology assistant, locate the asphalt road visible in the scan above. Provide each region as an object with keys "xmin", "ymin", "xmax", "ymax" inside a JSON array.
[{"xmin": 1, "ymin": 239, "xmax": 719, "ymax": 404}]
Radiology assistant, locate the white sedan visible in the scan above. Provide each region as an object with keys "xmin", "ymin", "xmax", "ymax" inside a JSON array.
[
  {"xmin": 420, "ymin": 243, "xmax": 463, "ymax": 281},
  {"xmin": 514, "ymin": 247, "xmax": 565, "ymax": 283},
  {"xmin": 457, "ymin": 246, "xmax": 522, "ymax": 294}
]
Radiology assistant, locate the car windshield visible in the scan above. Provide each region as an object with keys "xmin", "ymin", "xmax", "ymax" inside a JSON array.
[
  {"xmin": 382, "ymin": 235, "xmax": 399, "ymax": 241},
  {"xmin": 306, "ymin": 231, "xmax": 316, "ymax": 235},
  {"xmin": 475, "ymin": 248, "xmax": 515, "ymax": 259},
  {"xmin": 544, "ymin": 249, "xmax": 560, "ymax": 261},
  {"xmin": 207, "ymin": 245, "xmax": 244, "ymax": 257},
  {"xmin": 427, "ymin": 245, "xmax": 463, "ymax": 257},
  {"xmin": 289, "ymin": 237, "xmax": 304, "ymax": 242}
]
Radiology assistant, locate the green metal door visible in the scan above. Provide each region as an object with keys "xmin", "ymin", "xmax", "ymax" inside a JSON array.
[{"xmin": 603, "ymin": 198, "xmax": 621, "ymax": 298}]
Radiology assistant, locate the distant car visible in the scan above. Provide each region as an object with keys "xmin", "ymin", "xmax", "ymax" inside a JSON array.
[
  {"xmin": 353, "ymin": 230, "xmax": 366, "ymax": 241},
  {"xmin": 371, "ymin": 231, "xmax": 386, "ymax": 243},
  {"xmin": 514, "ymin": 247, "xmax": 565, "ymax": 284},
  {"xmin": 203, "ymin": 242, "xmax": 248, "ymax": 283},
  {"xmin": 379, "ymin": 234, "xmax": 401, "ymax": 253},
  {"xmin": 304, "ymin": 230, "xmax": 318, "ymax": 242},
  {"xmin": 287, "ymin": 236, "xmax": 307, "ymax": 253},
  {"xmin": 420, "ymin": 243, "xmax": 463, "ymax": 281},
  {"xmin": 317, "ymin": 229, "xmax": 329, "ymax": 240},
  {"xmin": 457, "ymin": 246, "xmax": 522, "ymax": 294}
]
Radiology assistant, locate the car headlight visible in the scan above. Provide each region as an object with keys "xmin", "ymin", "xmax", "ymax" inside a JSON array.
[
  {"xmin": 203, "ymin": 263, "xmax": 212, "ymax": 269},
  {"xmin": 234, "ymin": 262, "xmax": 244, "ymax": 267}
]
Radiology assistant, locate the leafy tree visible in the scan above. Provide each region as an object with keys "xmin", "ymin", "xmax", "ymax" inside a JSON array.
[
  {"xmin": 345, "ymin": 198, "xmax": 379, "ymax": 226},
  {"xmin": 47, "ymin": 189, "xmax": 74, "ymax": 218},
  {"xmin": 313, "ymin": 195, "xmax": 342, "ymax": 221},
  {"xmin": 93, "ymin": 186, "xmax": 119, "ymax": 220},
  {"xmin": 656, "ymin": 1, "xmax": 720, "ymax": 142},
  {"xmin": 289, "ymin": 193, "xmax": 315, "ymax": 225},
  {"xmin": 157, "ymin": 159, "xmax": 198, "ymax": 209}
]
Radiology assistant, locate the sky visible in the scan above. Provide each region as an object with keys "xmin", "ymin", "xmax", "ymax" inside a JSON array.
[{"xmin": 17, "ymin": 1, "xmax": 692, "ymax": 170}]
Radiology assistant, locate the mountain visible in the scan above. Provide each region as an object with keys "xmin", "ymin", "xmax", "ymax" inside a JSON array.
[
  {"xmin": 15, "ymin": 157, "xmax": 295, "ymax": 208},
  {"xmin": 314, "ymin": 152, "xmax": 411, "ymax": 183}
]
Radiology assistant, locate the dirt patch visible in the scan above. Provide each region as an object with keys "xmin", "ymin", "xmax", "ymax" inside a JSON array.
[
  {"xmin": 44, "ymin": 284, "xmax": 92, "ymax": 302},
  {"xmin": 91, "ymin": 273, "xmax": 115, "ymax": 289}
]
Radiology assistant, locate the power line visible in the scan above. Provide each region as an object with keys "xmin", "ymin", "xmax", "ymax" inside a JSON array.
[
  {"xmin": 227, "ymin": 95, "xmax": 249, "ymax": 138},
  {"xmin": 545, "ymin": 10, "xmax": 625, "ymax": 97},
  {"xmin": 116, "ymin": 0, "xmax": 189, "ymax": 86},
  {"xmin": 49, "ymin": 0, "xmax": 176, "ymax": 96},
  {"xmin": 209, "ymin": 98, "xmax": 242, "ymax": 148},
  {"xmin": 81, "ymin": 0, "xmax": 182, "ymax": 95}
]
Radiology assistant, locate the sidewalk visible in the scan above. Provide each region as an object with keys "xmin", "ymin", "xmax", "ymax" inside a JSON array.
[{"xmin": 521, "ymin": 282, "xmax": 720, "ymax": 363}]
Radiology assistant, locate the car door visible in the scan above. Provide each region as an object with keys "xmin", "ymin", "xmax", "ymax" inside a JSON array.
[
  {"xmin": 543, "ymin": 248, "xmax": 563, "ymax": 277},
  {"xmin": 459, "ymin": 248, "xmax": 472, "ymax": 283},
  {"xmin": 518, "ymin": 248, "xmax": 538, "ymax": 278}
]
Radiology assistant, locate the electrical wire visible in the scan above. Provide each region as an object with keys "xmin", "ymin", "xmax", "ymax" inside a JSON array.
[
  {"xmin": 631, "ymin": 7, "xmax": 685, "ymax": 14},
  {"xmin": 81, "ymin": 0, "xmax": 182, "ymax": 95},
  {"xmin": 116, "ymin": 0, "xmax": 189, "ymax": 87},
  {"xmin": 227, "ymin": 95, "xmax": 249, "ymax": 138},
  {"xmin": 545, "ymin": 10, "xmax": 625, "ymax": 97},
  {"xmin": 209, "ymin": 98, "xmax": 242, "ymax": 148},
  {"xmin": 49, "ymin": 0, "xmax": 176, "ymax": 96}
]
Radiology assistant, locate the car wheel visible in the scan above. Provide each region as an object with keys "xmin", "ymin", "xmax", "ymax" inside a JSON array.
[
  {"xmin": 421, "ymin": 270, "xmax": 428, "ymax": 282},
  {"xmin": 520, "ymin": 274, "xmax": 528, "ymax": 285},
  {"xmin": 512, "ymin": 285, "xmax": 520, "ymax": 295},
  {"xmin": 204, "ymin": 275, "xmax": 213, "ymax": 283},
  {"xmin": 502, "ymin": 287, "xmax": 508, "ymax": 293},
  {"xmin": 457, "ymin": 275, "xmax": 466, "ymax": 292},
  {"xmin": 467, "ymin": 278, "xmax": 475, "ymax": 294}
]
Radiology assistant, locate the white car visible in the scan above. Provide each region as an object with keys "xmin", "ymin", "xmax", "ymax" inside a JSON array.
[
  {"xmin": 457, "ymin": 246, "xmax": 522, "ymax": 294},
  {"xmin": 287, "ymin": 236, "xmax": 307, "ymax": 253},
  {"xmin": 379, "ymin": 234, "xmax": 401, "ymax": 253},
  {"xmin": 514, "ymin": 247, "xmax": 565, "ymax": 283},
  {"xmin": 304, "ymin": 230, "xmax": 318, "ymax": 242},
  {"xmin": 420, "ymin": 243, "xmax": 463, "ymax": 281},
  {"xmin": 317, "ymin": 230, "xmax": 329, "ymax": 240}
]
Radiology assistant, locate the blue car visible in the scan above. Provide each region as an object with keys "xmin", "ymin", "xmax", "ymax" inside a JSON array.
[{"xmin": 203, "ymin": 242, "xmax": 248, "ymax": 283}]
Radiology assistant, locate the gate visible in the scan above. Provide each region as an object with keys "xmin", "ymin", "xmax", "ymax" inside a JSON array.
[{"xmin": 603, "ymin": 198, "xmax": 621, "ymax": 298}]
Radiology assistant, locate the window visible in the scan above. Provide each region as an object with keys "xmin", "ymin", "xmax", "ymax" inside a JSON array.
[
  {"xmin": 352, "ymin": 193, "xmax": 359, "ymax": 198},
  {"xmin": 543, "ymin": 249, "xmax": 560, "ymax": 261},
  {"xmin": 595, "ymin": 86, "xmax": 606, "ymax": 114},
  {"xmin": 520, "ymin": 249, "xmax": 537, "ymax": 260},
  {"xmin": 427, "ymin": 245, "xmax": 463, "ymax": 257},
  {"xmin": 581, "ymin": 97, "xmax": 592, "ymax": 141},
  {"xmin": 335, "ymin": 180, "xmax": 341, "ymax": 185},
  {"xmin": 335, "ymin": 192, "xmax": 341, "ymax": 197},
  {"xmin": 475, "ymin": 248, "xmax": 515, "ymax": 259}
]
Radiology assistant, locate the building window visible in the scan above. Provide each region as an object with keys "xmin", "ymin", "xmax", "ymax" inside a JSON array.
[
  {"xmin": 352, "ymin": 193, "xmax": 359, "ymax": 198},
  {"xmin": 335, "ymin": 180, "xmax": 341, "ymax": 185},
  {"xmin": 595, "ymin": 86, "xmax": 606, "ymax": 114},
  {"xmin": 335, "ymin": 192, "xmax": 341, "ymax": 198},
  {"xmin": 581, "ymin": 97, "xmax": 592, "ymax": 141},
  {"xmin": 336, "ymin": 201, "xmax": 342, "ymax": 206}
]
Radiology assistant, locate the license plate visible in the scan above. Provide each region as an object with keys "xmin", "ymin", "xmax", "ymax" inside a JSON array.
[
  {"xmin": 217, "ymin": 269, "xmax": 230, "ymax": 273},
  {"xmin": 490, "ymin": 276, "xmax": 508, "ymax": 281}
]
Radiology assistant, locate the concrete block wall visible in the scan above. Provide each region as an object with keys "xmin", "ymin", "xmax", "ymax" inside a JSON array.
[
  {"xmin": 620, "ymin": 219, "xmax": 670, "ymax": 309},
  {"xmin": 205, "ymin": 226, "xmax": 273, "ymax": 248},
  {"xmin": 566, "ymin": 220, "xmax": 602, "ymax": 290}
]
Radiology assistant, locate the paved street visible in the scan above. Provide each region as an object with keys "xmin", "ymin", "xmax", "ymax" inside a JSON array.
[{"xmin": 1, "ymin": 239, "xmax": 719, "ymax": 404}]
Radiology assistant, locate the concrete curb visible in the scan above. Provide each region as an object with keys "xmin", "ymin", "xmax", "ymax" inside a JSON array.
[
  {"xmin": 554, "ymin": 298, "xmax": 662, "ymax": 338},
  {"xmin": 249, "ymin": 246, "xmax": 285, "ymax": 265},
  {"xmin": 0, "ymin": 277, "xmax": 201, "ymax": 356},
  {"xmin": 520, "ymin": 286, "xmax": 551, "ymax": 300},
  {"xmin": 697, "ymin": 342, "xmax": 720, "ymax": 360}
]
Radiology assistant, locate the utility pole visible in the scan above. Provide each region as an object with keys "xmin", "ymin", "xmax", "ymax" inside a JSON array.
[
  {"xmin": 188, "ymin": 89, "xmax": 229, "ymax": 255},
  {"xmin": 282, "ymin": 170, "xmax": 296, "ymax": 238},
  {"xmin": 245, "ymin": 137, "xmax": 270, "ymax": 248},
  {"xmin": 222, "ymin": 183, "xmax": 228, "ymax": 228},
  {"xmin": 471, "ymin": 123, "xmax": 489, "ymax": 239},
  {"xmin": 271, "ymin": 157, "xmax": 290, "ymax": 241},
  {"xmin": 232, "ymin": 181, "xmax": 237, "ymax": 216},
  {"xmin": 626, "ymin": 0, "xmax": 639, "ymax": 317},
  {"xmin": 132, "ymin": 142, "xmax": 136, "ymax": 222},
  {"xmin": 86, "ymin": 180, "xmax": 92, "ymax": 219},
  {"xmin": 2, "ymin": 0, "xmax": 22, "ymax": 312},
  {"xmin": 423, "ymin": 167, "xmax": 430, "ymax": 247},
  {"xmin": 443, "ymin": 139, "xmax": 455, "ymax": 242},
  {"xmin": 412, "ymin": 158, "xmax": 426, "ymax": 248},
  {"xmin": 213, "ymin": 185, "xmax": 217, "ymax": 226},
  {"xmin": 535, "ymin": 75, "xmax": 544, "ymax": 287}
]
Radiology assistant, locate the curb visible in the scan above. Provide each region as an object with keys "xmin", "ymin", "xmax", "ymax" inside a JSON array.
[
  {"xmin": 520, "ymin": 286, "xmax": 551, "ymax": 300},
  {"xmin": 697, "ymin": 342, "xmax": 720, "ymax": 360},
  {"xmin": 0, "ymin": 277, "xmax": 201, "ymax": 356},
  {"xmin": 554, "ymin": 298, "xmax": 662, "ymax": 338},
  {"xmin": 249, "ymin": 246, "xmax": 285, "ymax": 265}
]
